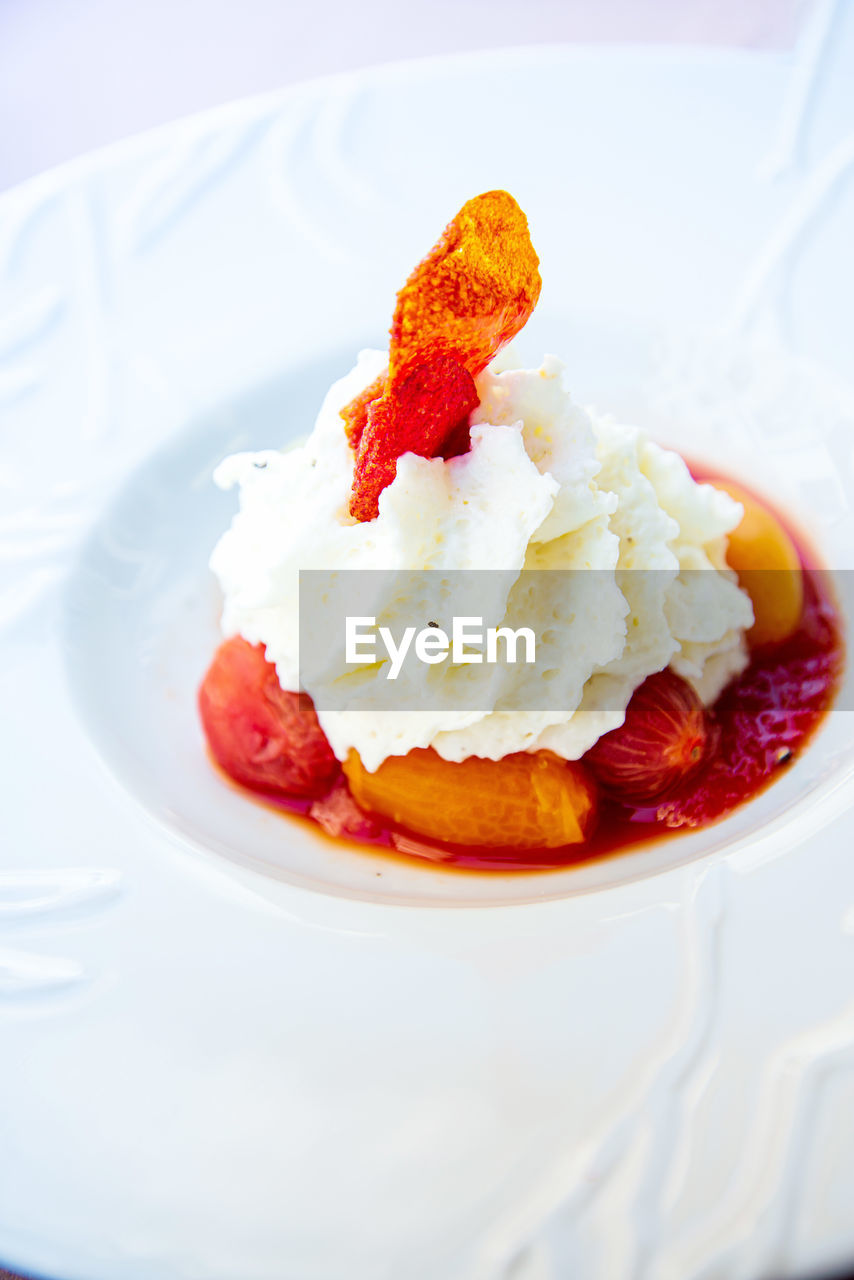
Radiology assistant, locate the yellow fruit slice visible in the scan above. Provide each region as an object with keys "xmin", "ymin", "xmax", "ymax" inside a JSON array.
[
  {"xmin": 719, "ymin": 481, "xmax": 804, "ymax": 647},
  {"xmin": 343, "ymin": 748, "xmax": 597, "ymax": 848}
]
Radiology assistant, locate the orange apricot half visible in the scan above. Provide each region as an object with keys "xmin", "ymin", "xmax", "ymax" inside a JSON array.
[
  {"xmin": 719, "ymin": 481, "xmax": 804, "ymax": 647},
  {"xmin": 343, "ymin": 747, "xmax": 597, "ymax": 849}
]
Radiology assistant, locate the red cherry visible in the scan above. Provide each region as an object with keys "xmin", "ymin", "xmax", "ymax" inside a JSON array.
[
  {"xmin": 199, "ymin": 636, "xmax": 339, "ymax": 798},
  {"xmin": 584, "ymin": 669, "xmax": 712, "ymax": 804}
]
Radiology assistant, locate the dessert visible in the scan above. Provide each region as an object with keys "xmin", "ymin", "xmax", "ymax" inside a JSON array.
[{"xmin": 199, "ymin": 192, "xmax": 843, "ymax": 871}]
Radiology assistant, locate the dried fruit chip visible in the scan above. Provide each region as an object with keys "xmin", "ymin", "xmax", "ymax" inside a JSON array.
[
  {"xmin": 342, "ymin": 189, "xmax": 541, "ymax": 465},
  {"xmin": 349, "ymin": 352, "xmax": 479, "ymax": 521},
  {"xmin": 390, "ymin": 189, "xmax": 541, "ymax": 376},
  {"xmin": 439, "ymin": 414, "xmax": 474, "ymax": 460},
  {"xmin": 341, "ymin": 372, "xmax": 386, "ymax": 451}
]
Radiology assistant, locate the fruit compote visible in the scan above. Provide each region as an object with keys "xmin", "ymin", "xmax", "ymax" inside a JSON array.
[{"xmin": 199, "ymin": 484, "xmax": 843, "ymax": 873}]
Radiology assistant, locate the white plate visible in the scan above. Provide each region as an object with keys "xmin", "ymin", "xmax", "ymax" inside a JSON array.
[{"xmin": 2, "ymin": 32, "xmax": 854, "ymax": 1280}]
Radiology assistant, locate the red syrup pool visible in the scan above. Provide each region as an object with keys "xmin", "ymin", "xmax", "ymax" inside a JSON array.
[{"xmin": 202, "ymin": 472, "xmax": 845, "ymax": 875}]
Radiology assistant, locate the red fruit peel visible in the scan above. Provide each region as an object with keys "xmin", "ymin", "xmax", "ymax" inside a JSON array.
[
  {"xmin": 309, "ymin": 778, "xmax": 383, "ymax": 840},
  {"xmin": 344, "ymin": 190, "xmax": 541, "ymax": 516}
]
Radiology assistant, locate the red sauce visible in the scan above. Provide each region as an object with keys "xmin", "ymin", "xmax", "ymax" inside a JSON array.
[{"xmin": 207, "ymin": 472, "xmax": 846, "ymax": 876}]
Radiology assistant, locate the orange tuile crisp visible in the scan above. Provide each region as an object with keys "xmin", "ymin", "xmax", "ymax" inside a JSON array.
[
  {"xmin": 342, "ymin": 190, "xmax": 541, "ymax": 505},
  {"xmin": 349, "ymin": 352, "xmax": 479, "ymax": 522},
  {"xmin": 389, "ymin": 189, "xmax": 541, "ymax": 378}
]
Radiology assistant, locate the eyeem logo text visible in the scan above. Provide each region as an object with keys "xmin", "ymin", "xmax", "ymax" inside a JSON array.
[{"xmin": 345, "ymin": 616, "xmax": 537, "ymax": 680}]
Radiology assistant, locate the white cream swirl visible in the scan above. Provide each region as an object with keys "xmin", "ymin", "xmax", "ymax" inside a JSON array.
[{"xmin": 211, "ymin": 350, "xmax": 752, "ymax": 771}]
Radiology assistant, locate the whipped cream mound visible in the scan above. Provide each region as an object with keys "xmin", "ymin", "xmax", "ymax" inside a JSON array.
[{"xmin": 211, "ymin": 350, "xmax": 753, "ymax": 772}]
